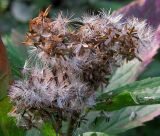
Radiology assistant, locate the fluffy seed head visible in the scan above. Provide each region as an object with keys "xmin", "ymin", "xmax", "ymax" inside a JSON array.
[{"xmin": 9, "ymin": 7, "xmax": 155, "ymax": 128}]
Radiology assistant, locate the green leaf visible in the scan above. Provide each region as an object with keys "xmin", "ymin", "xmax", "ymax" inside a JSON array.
[
  {"xmin": 0, "ymin": 73, "xmax": 9, "ymax": 100},
  {"xmin": 0, "ymin": 97, "xmax": 25, "ymax": 136},
  {"xmin": 95, "ymin": 59, "xmax": 142, "ymax": 111},
  {"xmin": 138, "ymin": 59, "xmax": 160, "ymax": 79},
  {"xmin": 82, "ymin": 132, "xmax": 110, "ymax": 136},
  {"xmin": 75, "ymin": 59, "xmax": 160, "ymax": 135},
  {"xmin": 77, "ymin": 105, "xmax": 160, "ymax": 135},
  {"xmin": 98, "ymin": 77, "xmax": 160, "ymax": 100},
  {"xmin": 95, "ymin": 77, "xmax": 160, "ymax": 111},
  {"xmin": 0, "ymin": 36, "xmax": 9, "ymax": 100},
  {"xmin": 3, "ymin": 36, "xmax": 27, "ymax": 79},
  {"xmin": 26, "ymin": 128, "xmax": 42, "ymax": 136},
  {"xmin": 95, "ymin": 91, "xmax": 136, "ymax": 111},
  {"xmin": 41, "ymin": 122, "xmax": 56, "ymax": 136},
  {"xmin": 106, "ymin": 59, "xmax": 141, "ymax": 92},
  {"xmin": 0, "ymin": 97, "xmax": 57, "ymax": 136}
]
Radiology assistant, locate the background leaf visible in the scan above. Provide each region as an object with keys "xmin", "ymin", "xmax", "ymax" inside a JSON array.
[
  {"xmin": 0, "ymin": 97, "xmax": 54, "ymax": 136},
  {"xmin": 0, "ymin": 36, "xmax": 9, "ymax": 100},
  {"xmin": 77, "ymin": 105, "xmax": 160, "ymax": 135},
  {"xmin": 138, "ymin": 59, "xmax": 160, "ymax": 79},
  {"xmin": 113, "ymin": 0, "xmax": 160, "ymax": 28},
  {"xmin": 2, "ymin": 35, "xmax": 27, "ymax": 79},
  {"xmin": 0, "ymin": 97, "xmax": 25, "ymax": 136},
  {"xmin": 88, "ymin": 0, "xmax": 126, "ymax": 11}
]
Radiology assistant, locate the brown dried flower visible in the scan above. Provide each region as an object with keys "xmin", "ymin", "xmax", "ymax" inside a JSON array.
[{"xmin": 9, "ymin": 6, "xmax": 155, "ymax": 132}]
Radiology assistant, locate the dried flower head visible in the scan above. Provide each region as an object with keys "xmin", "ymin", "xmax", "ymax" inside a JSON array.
[{"xmin": 9, "ymin": 6, "xmax": 155, "ymax": 130}]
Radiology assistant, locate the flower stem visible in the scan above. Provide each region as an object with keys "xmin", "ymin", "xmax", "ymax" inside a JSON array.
[{"xmin": 66, "ymin": 112, "xmax": 80, "ymax": 136}]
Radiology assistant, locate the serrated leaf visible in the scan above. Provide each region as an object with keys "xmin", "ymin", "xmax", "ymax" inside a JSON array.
[
  {"xmin": 77, "ymin": 105, "xmax": 160, "ymax": 135},
  {"xmin": 131, "ymin": 86, "xmax": 160, "ymax": 105},
  {"xmin": 94, "ymin": 60, "xmax": 158, "ymax": 111},
  {"xmin": 106, "ymin": 59, "xmax": 141, "ymax": 92},
  {"xmin": 95, "ymin": 91, "xmax": 136, "ymax": 111},
  {"xmin": 98, "ymin": 77, "xmax": 160, "ymax": 101},
  {"xmin": 95, "ymin": 77, "xmax": 160, "ymax": 111},
  {"xmin": 75, "ymin": 59, "xmax": 160, "ymax": 135}
]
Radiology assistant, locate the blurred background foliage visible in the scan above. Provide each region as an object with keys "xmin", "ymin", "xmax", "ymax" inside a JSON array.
[
  {"xmin": 1, "ymin": 0, "xmax": 160, "ymax": 136},
  {"xmin": 0, "ymin": 0, "xmax": 133, "ymax": 35}
]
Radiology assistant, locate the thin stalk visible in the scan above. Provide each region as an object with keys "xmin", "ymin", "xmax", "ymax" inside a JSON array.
[
  {"xmin": 66, "ymin": 112, "xmax": 80, "ymax": 136},
  {"xmin": 66, "ymin": 118, "xmax": 77, "ymax": 136}
]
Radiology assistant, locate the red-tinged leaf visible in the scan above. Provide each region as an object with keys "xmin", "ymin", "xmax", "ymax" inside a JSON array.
[
  {"xmin": 154, "ymin": 25, "xmax": 160, "ymax": 44},
  {"xmin": 0, "ymin": 36, "xmax": 9, "ymax": 100},
  {"xmin": 0, "ymin": 36, "xmax": 8, "ymax": 74},
  {"xmin": 114, "ymin": 0, "xmax": 160, "ymax": 28},
  {"xmin": 140, "ymin": 25, "xmax": 160, "ymax": 66}
]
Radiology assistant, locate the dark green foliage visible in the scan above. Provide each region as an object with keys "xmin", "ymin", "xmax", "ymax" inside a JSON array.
[
  {"xmin": 0, "ymin": 97, "xmax": 25, "ymax": 136},
  {"xmin": 3, "ymin": 36, "xmax": 27, "ymax": 79}
]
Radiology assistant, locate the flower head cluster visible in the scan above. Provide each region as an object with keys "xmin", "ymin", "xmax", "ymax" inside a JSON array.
[{"xmin": 9, "ymin": 6, "xmax": 154, "ymax": 129}]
